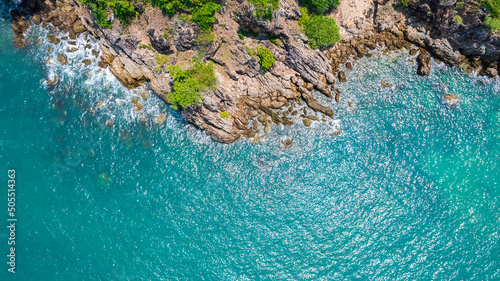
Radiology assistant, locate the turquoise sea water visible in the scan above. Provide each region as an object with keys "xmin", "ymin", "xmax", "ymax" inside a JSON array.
[{"xmin": 1, "ymin": 4, "xmax": 499, "ymax": 280}]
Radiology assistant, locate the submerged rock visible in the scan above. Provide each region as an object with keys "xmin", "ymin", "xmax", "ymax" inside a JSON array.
[
  {"xmin": 282, "ymin": 139, "xmax": 293, "ymax": 148},
  {"xmin": 381, "ymin": 80, "xmax": 393, "ymax": 88},
  {"xmin": 443, "ymin": 94, "xmax": 459, "ymax": 107}
]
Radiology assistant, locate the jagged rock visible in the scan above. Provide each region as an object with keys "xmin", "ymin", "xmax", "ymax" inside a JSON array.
[
  {"xmin": 326, "ymin": 72, "xmax": 335, "ymax": 84},
  {"xmin": 303, "ymin": 119, "xmax": 312, "ymax": 127},
  {"xmin": 11, "ymin": 10, "xmax": 29, "ymax": 48},
  {"xmin": 73, "ymin": 20, "xmax": 87, "ymax": 34},
  {"xmin": 417, "ymin": 51, "xmax": 431, "ymax": 76},
  {"xmin": 381, "ymin": 80, "xmax": 393, "ymax": 88},
  {"xmin": 48, "ymin": 35, "xmax": 61, "ymax": 44},
  {"xmin": 282, "ymin": 139, "xmax": 293, "ymax": 148},
  {"xmin": 82, "ymin": 59, "xmax": 91, "ymax": 66},
  {"xmin": 338, "ymin": 71, "xmax": 347, "ymax": 83},
  {"xmin": 147, "ymin": 29, "xmax": 172, "ymax": 54},
  {"xmin": 173, "ymin": 21, "xmax": 201, "ymax": 52},
  {"xmin": 483, "ymin": 67, "xmax": 498, "ymax": 78},
  {"xmin": 58, "ymin": 54, "xmax": 68, "ymax": 65},
  {"xmin": 345, "ymin": 62, "xmax": 353, "ymax": 70},
  {"xmin": 298, "ymin": 87, "xmax": 334, "ymax": 117},
  {"xmin": 443, "ymin": 94, "xmax": 459, "ymax": 107}
]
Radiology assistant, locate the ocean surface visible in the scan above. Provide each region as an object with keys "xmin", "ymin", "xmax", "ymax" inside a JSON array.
[{"xmin": 1, "ymin": 3, "xmax": 499, "ymax": 280}]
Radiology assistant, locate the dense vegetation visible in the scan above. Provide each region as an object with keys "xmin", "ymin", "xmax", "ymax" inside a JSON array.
[
  {"xmin": 302, "ymin": 0, "xmax": 340, "ymax": 14},
  {"xmin": 484, "ymin": 0, "xmax": 500, "ymax": 31},
  {"xmin": 256, "ymin": 46, "xmax": 275, "ymax": 69},
  {"xmin": 248, "ymin": 0, "xmax": 279, "ymax": 21},
  {"xmin": 81, "ymin": 0, "xmax": 136, "ymax": 28},
  {"xmin": 298, "ymin": 7, "xmax": 340, "ymax": 49},
  {"xmin": 166, "ymin": 59, "xmax": 217, "ymax": 110},
  {"xmin": 81, "ymin": 0, "xmax": 221, "ymax": 31}
]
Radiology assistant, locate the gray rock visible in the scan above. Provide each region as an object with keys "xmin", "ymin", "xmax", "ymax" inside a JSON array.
[{"xmin": 147, "ymin": 29, "xmax": 172, "ymax": 55}]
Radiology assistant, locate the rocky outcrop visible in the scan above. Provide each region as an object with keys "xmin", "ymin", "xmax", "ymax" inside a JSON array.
[
  {"xmin": 417, "ymin": 50, "xmax": 431, "ymax": 76},
  {"xmin": 147, "ymin": 29, "xmax": 172, "ymax": 54},
  {"xmin": 173, "ymin": 21, "xmax": 201, "ymax": 52},
  {"xmin": 12, "ymin": 0, "xmax": 500, "ymax": 144}
]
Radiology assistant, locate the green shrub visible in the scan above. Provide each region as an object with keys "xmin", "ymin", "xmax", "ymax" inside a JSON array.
[
  {"xmin": 80, "ymin": 0, "xmax": 136, "ymax": 28},
  {"xmin": 150, "ymin": 0, "xmax": 221, "ymax": 30},
  {"xmin": 484, "ymin": 16, "xmax": 500, "ymax": 31},
  {"xmin": 196, "ymin": 30, "xmax": 216, "ymax": 45},
  {"xmin": 303, "ymin": 14, "xmax": 340, "ymax": 49},
  {"xmin": 453, "ymin": 15, "xmax": 463, "ymax": 25},
  {"xmin": 256, "ymin": 46, "xmax": 275, "ymax": 70},
  {"xmin": 220, "ymin": 111, "xmax": 229, "ymax": 118},
  {"xmin": 82, "ymin": 0, "xmax": 221, "ymax": 30},
  {"xmin": 238, "ymin": 33, "xmax": 245, "ymax": 40},
  {"xmin": 298, "ymin": 7, "xmax": 309, "ymax": 27},
  {"xmin": 167, "ymin": 59, "xmax": 217, "ymax": 110},
  {"xmin": 302, "ymin": 0, "xmax": 340, "ymax": 14},
  {"xmin": 248, "ymin": 0, "xmax": 279, "ymax": 21},
  {"xmin": 484, "ymin": 0, "xmax": 500, "ymax": 18},
  {"xmin": 401, "ymin": 0, "xmax": 408, "ymax": 7},
  {"xmin": 191, "ymin": 2, "xmax": 221, "ymax": 31}
]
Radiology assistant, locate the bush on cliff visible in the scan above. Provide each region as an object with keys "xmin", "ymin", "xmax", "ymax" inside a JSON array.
[
  {"xmin": 150, "ymin": 0, "xmax": 221, "ymax": 30},
  {"xmin": 248, "ymin": 0, "xmax": 279, "ymax": 21},
  {"xmin": 302, "ymin": 0, "xmax": 340, "ymax": 14},
  {"xmin": 81, "ymin": 0, "xmax": 136, "ymax": 27},
  {"xmin": 484, "ymin": 16, "xmax": 500, "ymax": 31},
  {"xmin": 82, "ymin": 0, "xmax": 221, "ymax": 31},
  {"xmin": 256, "ymin": 46, "xmax": 275, "ymax": 70},
  {"xmin": 299, "ymin": 8, "xmax": 340, "ymax": 49},
  {"xmin": 167, "ymin": 59, "xmax": 217, "ymax": 110}
]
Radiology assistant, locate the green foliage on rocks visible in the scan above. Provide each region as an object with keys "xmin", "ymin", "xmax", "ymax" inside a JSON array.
[
  {"xmin": 256, "ymin": 46, "xmax": 275, "ymax": 70},
  {"xmin": 82, "ymin": 0, "xmax": 221, "ymax": 30},
  {"xmin": 81, "ymin": 0, "xmax": 136, "ymax": 28},
  {"xmin": 302, "ymin": 0, "xmax": 340, "ymax": 14},
  {"xmin": 484, "ymin": 16, "xmax": 500, "ymax": 31},
  {"xmin": 484, "ymin": 0, "xmax": 500, "ymax": 18},
  {"xmin": 151, "ymin": 0, "xmax": 221, "ymax": 30},
  {"xmin": 248, "ymin": 0, "xmax": 279, "ymax": 21},
  {"xmin": 453, "ymin": 15, "xmax": 463, "ymax": 25},
  {"xmin": 167, "ymin": 59, "xmax": 217, "ymax": 110},
  {"xmin": 484, "ymin": 0, "xmax": 500, "ymax": 31},
  {"xmin": 299, "ymin": 7, "xmax": 340, "ymax": 49},
  {"xmin": 220, "ymin": 111, "xmax": 229, "ymax": 118}
]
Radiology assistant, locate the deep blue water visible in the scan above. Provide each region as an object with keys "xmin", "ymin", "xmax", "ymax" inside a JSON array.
[{"xmin": 1, "ymin": 4, "xmax": 499, "ymax": 280}]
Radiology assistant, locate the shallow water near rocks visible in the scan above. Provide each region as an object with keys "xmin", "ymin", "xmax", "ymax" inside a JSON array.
[{"xmin": 1, "ymin": 4, "xmax": 499, "ymax": 280}]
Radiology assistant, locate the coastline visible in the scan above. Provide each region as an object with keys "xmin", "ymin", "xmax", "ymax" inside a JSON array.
[{"xmin": 8, "ymin": 0, "xmax": 500, "ymax": 144}]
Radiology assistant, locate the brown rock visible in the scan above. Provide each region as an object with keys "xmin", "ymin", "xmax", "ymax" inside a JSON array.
[
  {"xmin": 258, "ymin": 114, "xmax": 268, "ymax": 124},
  {"xmin": 47, "ymin": 35, "xmax": 60, "ymax": 44},
  {"xmin": 305, "ymin": 83, "xmax": 314, "ymax": 91},
  {"xmin": 282, "ymin": 139, "xmax": 293, "ymax": 148},
  {"xmin": 31, "ymin": 14, "xmax": 41, "ymax": 25},
  {"xmin": 57, "ymin": 54, "xmax": 68, "ymax": 65},
  {"xmin": 381, "ymin": 80, "xmax": 393, "ymax": 88},
  {"xmin": 338, "ymin": 71, "xmax": 347, "ymax": 83},
  {"xmin": 133, "ymin": 103, "xmax": 144, "ymax": 111},
  {"xmin": 410, "ymin": 49, "xmax": 418, "ymax": 56},
  {"xmin": 417, "ymin": 51, "xmax": 431, "ymax": 76},
  {"xmin": 73, "ymin": 20, "xmax": 87, "ymax": 34},
  {"xmin": 82, "ymin": 59, "xmax": 91, "ymax": 66},
  {"xmin": 303, "ymin": 119, "xmax": 312, "ymax": 127},
  {"xmin": 345, "ymin": 62, "xmax": 353, "ymax": 70}
]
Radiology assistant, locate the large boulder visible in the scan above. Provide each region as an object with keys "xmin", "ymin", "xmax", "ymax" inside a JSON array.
[
  {"xmin": 173, "ymin": 21, "xmax": 200, "ymax": 52},
  {"xmin": 147, "ymin": 29, "xmax": 173, "ymax": 55},
  {"xmin": 417, "ymin": 51, "xmax": 431, "ymax": 76}
]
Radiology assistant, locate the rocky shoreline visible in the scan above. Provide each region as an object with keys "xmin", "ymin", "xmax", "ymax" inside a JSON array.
[{"xmin": 9, "ymin": 0, "xmax": 500, "ymax": 144}]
